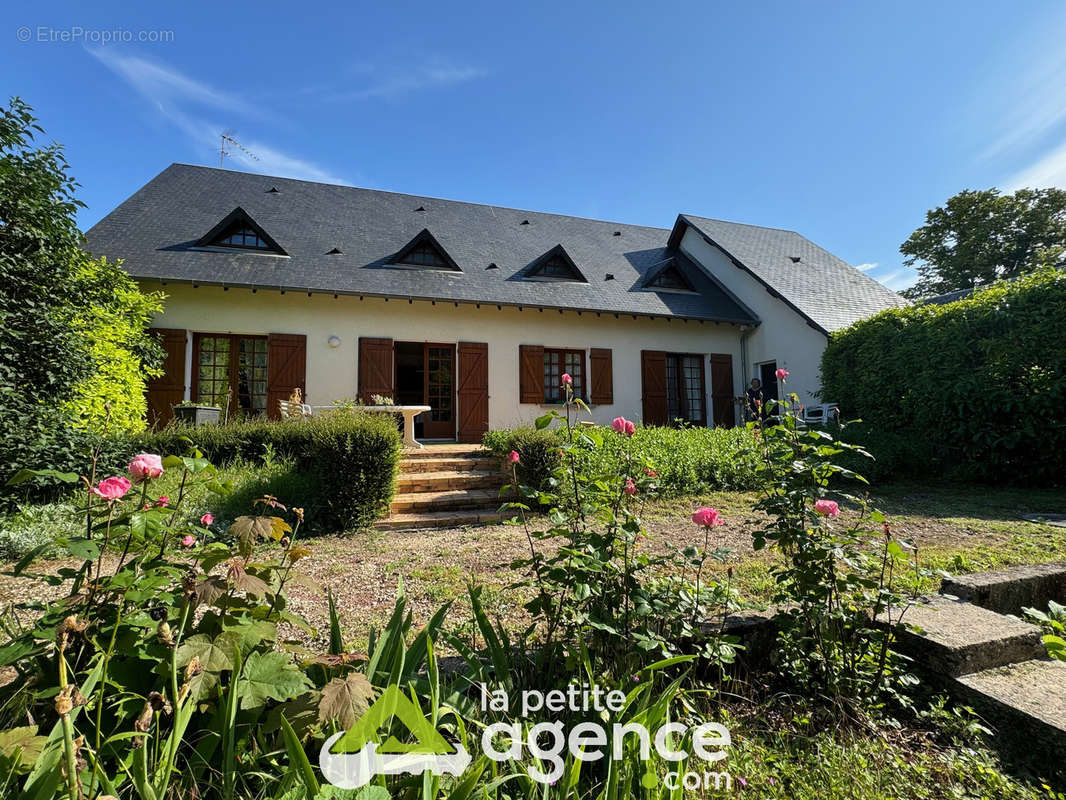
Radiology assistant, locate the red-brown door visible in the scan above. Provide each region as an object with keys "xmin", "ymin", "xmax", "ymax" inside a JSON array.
[
  {"xmin": 423, "ymin": 343, "xmax": 455, "ymax": 439},
  {"xmin": 146, "ymin": 328, "xmax": 186, "ymax": 427},
  {"xmin": 457, "ymin": 342, "xmax": 489, "ymax": 444},
  {"xmin": 358, "ymin": 337, "xmax": 394, "ymax": 404},
  {"xmin": 641, "ymin": 350, "xmax": 668, "ymax": 426},
  {"xmin": 710, "ymin": 353, "xmax": 735, "ymax": 428},
  {"xmin": 266, "ymin": 334, "xmax": 307, "ymax": 419}
]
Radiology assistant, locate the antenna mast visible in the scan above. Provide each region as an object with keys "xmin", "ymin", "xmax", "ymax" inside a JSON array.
[{"xmin": 219, "ymin": 133, "xmax": 260, "ymax": 168}]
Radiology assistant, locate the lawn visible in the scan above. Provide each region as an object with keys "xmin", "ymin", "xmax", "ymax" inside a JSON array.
[{"xmin": 3, "ymin": 467, "xmax": 1062, "ymax": 654}]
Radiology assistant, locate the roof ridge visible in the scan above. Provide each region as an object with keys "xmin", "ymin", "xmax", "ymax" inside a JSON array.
[
  {"xmin": 680, "ymin": 213, "xmax": 799, "ymax": 236},
  {"xmin": 167, "ymin": 162, "xmax": 672, "ymax": 234}
]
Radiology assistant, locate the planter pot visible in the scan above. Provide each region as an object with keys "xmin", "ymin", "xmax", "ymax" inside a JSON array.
[{"xmin": 173, "ymin": 404, "xmax": 221, "ymax": 426}]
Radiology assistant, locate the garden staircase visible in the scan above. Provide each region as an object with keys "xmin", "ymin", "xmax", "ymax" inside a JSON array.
[{"xmin": 375, "ymin": 444, "xmax": 512, "ymax": 530}]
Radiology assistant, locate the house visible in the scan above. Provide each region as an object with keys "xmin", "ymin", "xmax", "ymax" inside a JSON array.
[{"xmin": 85, "ymin": 164, "xmax": 906, "ymax": 442}]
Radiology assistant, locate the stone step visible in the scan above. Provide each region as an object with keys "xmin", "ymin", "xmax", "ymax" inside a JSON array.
[
  {"xmin": 940, "ymin": 561, "xmax": 1066, "ymax": 616},
  {"xmin": 953, "ymin": 659, "xmax": 1066, "ymax": 768},
  {"xmin": 402, "ymin": 445, "xmax": 488, "ymax": 460},
  {"xmin": 395, "ymin": 470, "xmax": 506, "ymax": 493},
  {"xmin": 892, "ymin": 595, "xmax": 1047, "ymax": 676},
  {"xmin": 390, "ymin": 488, "xmax": 508, "ymax": 514},
  {"xmin": 399, "ymin": 457, "xmax": 501, "ymax": 474},
  {"xmin": 374, "ymin": 509, "xmax": 512, "ymax": 530}
]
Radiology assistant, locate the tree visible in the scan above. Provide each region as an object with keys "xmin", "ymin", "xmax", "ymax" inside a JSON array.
[
  {"xmin": 0, "ymin": 97, "xmax": 163, "ymax": 499},
  {"xmin": 899, "ymin": 187, "xmax": 1066, "ymax": 299}
]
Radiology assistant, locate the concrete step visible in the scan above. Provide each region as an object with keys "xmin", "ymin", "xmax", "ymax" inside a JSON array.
[
  {"xmin": 402, "ymin": 445, "xmax": 488, "ymax": 459},
  {"xmin": 395, "ymin": 470, "xmax": 506, "ymax": 493},
  {"xmin": 374, "ymin": 509, "xmax": 512, "ymax": 530},
  {"xmin": 390, "ymin": 488, "xmax": 508, "ymax": 514},
  {"xmin": 892, "ymin": 595, "xmax": 1047, "ymax": 676},
  {"xmin": 399, "ymin": 457, "xmax": 501, "ymax": 474},
  {"xmin": 953, "ymin": 659, "xmax": 1066, "ymax": 769},
  {"xmin": 940, "ymin": 561, "xmax": 1066, "ymax": 616}
]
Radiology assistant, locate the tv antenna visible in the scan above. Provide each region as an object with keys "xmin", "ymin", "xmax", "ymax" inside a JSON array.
[{"xmin": 219, "ymin": 132, "xmax": 260, "ymax": 168}]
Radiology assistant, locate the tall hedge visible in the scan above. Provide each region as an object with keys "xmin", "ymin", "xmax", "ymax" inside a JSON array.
[
  {"xmin": 140, "ymin": 412, "xmax": 402, "ymax": 532},
  {"xmin": 820, "ymin": 268, "xmax": 1066, "ymax": 484},
  {"xmin": 0, "ymin": 98, "xmax": 163, "ymax": 505}
]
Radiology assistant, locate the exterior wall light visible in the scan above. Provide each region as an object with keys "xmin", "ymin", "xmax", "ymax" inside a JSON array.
[{"xmin": 327, "ymin": 336, "xmax": 341, "ymax": 348}]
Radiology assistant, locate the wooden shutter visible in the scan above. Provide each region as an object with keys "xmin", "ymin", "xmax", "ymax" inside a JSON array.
[
  {"xmin": 710, "ymin": 354, "xmax": 735, "ymax": 428},
  {"xmin": 641, "ymin": 350, "xmax": 667, "ymax": 426},
  {"xmin": 358, "ymin": 337, "xmax": 394, "ymax": 404},
  {"xmin": 266, "ymin": 333, "xmax": 307, "ymax": 419},
  {"xmin": 589, "ymin": 348, "xmax": 613, "ymax": 405},
  {"xmin": 519, "ymin": 345, "xmax": 544, "ymax": 404},
  {"xmin": 457, "ymin": 342, "xmax": 489, "ymax": 444},
  {"xmin": 146, "ymin": 328, "xmax": 186, "ymax": 427}
]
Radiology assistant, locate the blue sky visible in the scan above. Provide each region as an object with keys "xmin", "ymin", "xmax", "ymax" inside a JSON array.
[{"xmin": 5, "ymin": 1, "xmax": 1066, "ymax": 292}]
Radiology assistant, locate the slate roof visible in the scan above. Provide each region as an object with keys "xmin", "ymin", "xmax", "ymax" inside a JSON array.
[
  {"xmin": 85, "ymin": 164, "xmax": 757, "ymax": 324},
  {"xmin": 671, "ymin": 215, "xmax": 908, "ymax": 332}
]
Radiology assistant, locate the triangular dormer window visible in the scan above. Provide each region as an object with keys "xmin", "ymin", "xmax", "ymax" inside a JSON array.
[
  {"xmin": 197, "ymin": 208, "xmax": 286, "ymax": 254},
  {"xmin": 646, "ymin": 259, "xmax": 695, "ymax": 292},
  {"xmin": 388, "ymin": 229, "xmax": 461, "ymax": 271},
  {"xmin": 524, "ymin": 245, "xmax": 587, "ymax": 282}
]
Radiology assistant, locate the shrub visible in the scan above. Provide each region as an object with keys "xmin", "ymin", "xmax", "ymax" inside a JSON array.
[
  {"xmin": 294, "ymin": 411, "xmax": 402, "ymax": 531},
  {"xmin": 485, "ymin": 423, "xmax": 759, "ymax": 495},
  {"xmin": 141, "ymin": 412, "xmax": 402, "ymax": 532},
  {"xmin": 821, "ymin": 267, "xmax": 1066, "ymax": 485},
  {"xmin": 483, "ymin": 426, "xmax": 562, "ymax": 490}
]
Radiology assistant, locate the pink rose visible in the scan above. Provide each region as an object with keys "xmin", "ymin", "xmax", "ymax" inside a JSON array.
[
  {"xmin": 775, "ymin": 368, "xmax": 789, "ymax": 381},
  {"xmin": 509, "ymin": 450, "xmax": 520, "ymax": 464},
  {"xmin": 129, "ymin": 453, "xmax": 164, "ymax": 483},
  {"xmin": 691, "ymin": 507, "xmax": 724, "ymax": 527},
  {"xmin": 814, "ymin": 499, "xmax": 840, "ymax": 517},
  {"xmin": 200, "ymin": 513, "xmax": 214, "ymax": 526},
  {"xmin": 92, "ymin": 476, "xmax": 131, "ymax": 502},
  {"xmin": 612, "ymin": 417, "xmax": 635, "ymax": 436},
  {"xmin": 561, "ymin": 373, "xmax": 572, "ymax": 385},
  {"xmin": 153, "ymin": 496, "xmax": 169, "ymax": 507},
  {"xmin": 624, "ymin": 478, "xmax": 637, "ymax": 496},
  {"xmin": 624, "ymin": 420, "xmax": 635, "ymax": 436},
  {"xmin": 180, "ymin": 535, "xmax": 197, "ymax": 548}
]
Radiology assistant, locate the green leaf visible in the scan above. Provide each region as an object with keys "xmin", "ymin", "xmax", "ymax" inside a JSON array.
[
  {"xmin": 5, "ymin": 468, "xmax": 79, "ymax": 486},
  {"xmin": 175, "ymin": 633, "xmax": 238, "ymax": 673},
  {"xmin": 239, "ymin": 651, "xmax": 311, "ymax": 710}
]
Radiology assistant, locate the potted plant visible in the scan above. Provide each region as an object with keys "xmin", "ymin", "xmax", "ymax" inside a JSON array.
[{"xmin": 172, "ymin": 400, "xmax": 222, "ymax": 426}]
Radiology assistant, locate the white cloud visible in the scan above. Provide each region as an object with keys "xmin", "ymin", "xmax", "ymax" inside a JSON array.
[
  {"xmin": 1003, "ymin": 138, "xmax": 1066, "ymax": 191},
  {"xmin": 873, "ymin": 268, "xmax": 918, "ymax": 292},
  {"xmin": 334, "ymin": 63, "xmax": 486, "ymax": 101},
  {"xmin": 89, "ymin": 48, "xmax": 349, "ymax": 185},
  {"xmin": 854, "ymin": 262, "xmax": 877, "ymax": 272}
]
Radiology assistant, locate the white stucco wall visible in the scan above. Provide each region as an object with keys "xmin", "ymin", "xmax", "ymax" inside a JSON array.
[
  {"xmin": 678, "ymin": 228, "xmax": 829, "ymax": 406},
  {"xmin": 147, "ymin": 283, "xmax": 746, "ymax": 430}
]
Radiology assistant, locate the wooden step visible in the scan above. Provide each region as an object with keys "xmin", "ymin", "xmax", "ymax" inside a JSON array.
[
  {"xmin": 400, "ymin": 457, "xmax": 501, "ymax": 474},
  {"xmin": 390, "ymin": 488, "xmax": 507, "ymax": 514},
  {"xmin": 374, "ymin": 509, "xmax": 513, "ymax": 530},
  {"xmin": 395, "ymin": 470, "xmax": 506, "ymax": 493}
]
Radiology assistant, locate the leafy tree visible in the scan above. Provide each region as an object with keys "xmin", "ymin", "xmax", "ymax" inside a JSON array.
[
  {"xmin": 0, "ymin": 97, "xmax": 163, "ymax": 498},
  {"xmin": 900, "ymin": 187, "xmax": 1066, "ymax": 299}
]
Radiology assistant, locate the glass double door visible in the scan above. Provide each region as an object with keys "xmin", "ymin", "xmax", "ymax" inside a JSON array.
[{"xmin": 394, "ymin": 342, "xmax": 455, "ymax": 439}]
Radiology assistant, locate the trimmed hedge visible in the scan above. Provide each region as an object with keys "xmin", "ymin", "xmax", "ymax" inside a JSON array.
[
  {"xmin": 484, "ymin": 424, "xmax": 760, "ymax": 496},
  {"xmin": 820, "ymin": 267, "xmax": 1066, "ymax": 485},
  {"xmin": 140, "ymin": 412, "xmax": 402, "ymax": 531}
]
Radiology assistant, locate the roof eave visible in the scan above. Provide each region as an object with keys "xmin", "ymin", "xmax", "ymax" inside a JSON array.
[{"xmin": 136, "ymin": 275, "xmax": 758, "ymax": 327}]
